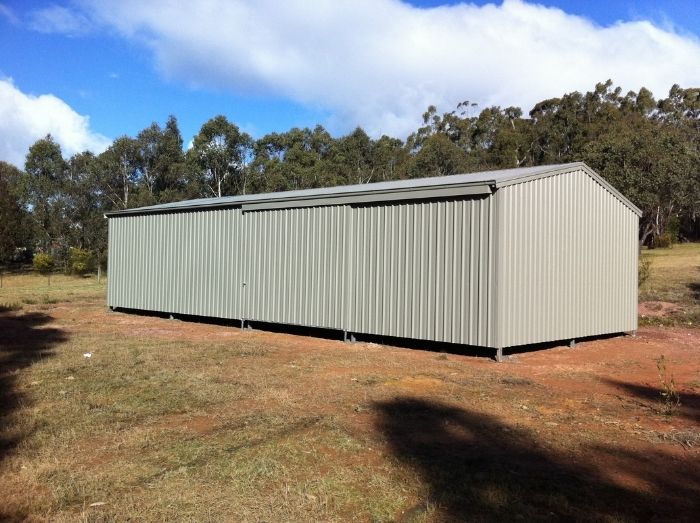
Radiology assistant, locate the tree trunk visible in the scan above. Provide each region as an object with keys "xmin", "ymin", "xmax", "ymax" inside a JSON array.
[{"xmin": 639, "ymin": 222, "xmax": 653, "ymax": 248}]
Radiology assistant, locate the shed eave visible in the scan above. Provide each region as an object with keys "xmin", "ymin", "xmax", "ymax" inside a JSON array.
[
  {"xmin": 240, "ymin": 182, "xmax": 493, "ymax": 211},
  {"xmin": 104, "ymin": 181, "xmax": 494, "ymax": 217}
]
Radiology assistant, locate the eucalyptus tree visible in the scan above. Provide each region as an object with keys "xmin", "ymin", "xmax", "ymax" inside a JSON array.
[
  {"xmin": 482, "ymin": 106, "xmax": 535, "ymax": 168},
  {"xmin": 135, "ymin": 123, "xmax": 161, "ymax": 203},
  {"xmin": 248, "ymin": 131, "xmax": 291, "ymax": 193},
  {"xmin": 0, "ymin": 171, "xmax": 24, "ymax": 275},
  {"xmin": 250, "ymin": 126, "xmax": 337, "ymax": 192},
  {"xmin": 0, "ymin": 162, "xmax": 30, "ymax": 279},
  {"xmin": 133, "ymin": 115, "xmax": 188, "ymax": 205},
  {"xmin": 332, "ymin": 127, "xmax": 375, "ymax": 184},
  {"xmin": 655, "ymin": 85, "xmax": 700, "ymax": 240},
  {"xmin": 282, "ymin": 125, "xmax": 336, "ymax": 189},
  {"xmin": 406, "ymin": 133, "xmax": 469, "ymax": 178},
  {"xmin": 188, "ymin": 115, "xmax": 253, "ymax": 197},
  {"xmin": 66, "ymin": 151, "xmax": 105, "ymax": 253},
  {"xmin": 97, "ymin": 136, "xmax": 140, "ymax": 210},
  {"xmin": 154, "ymin": 116, "xmax": 189, "ymax": 201},
  {"xmin": 24, "ymin": 135, "xmax": 68, "ymax": 252},
  {"xmin": 371, "ymin": 135, "xmax": 407, "ymax": 181}
]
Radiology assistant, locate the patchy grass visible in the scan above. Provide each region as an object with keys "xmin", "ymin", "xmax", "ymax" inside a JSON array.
[
  {"xmin": 639, "ymin": 243, "xmax": 700, "ymax": 327},
  {"xmin": 0, "ymin": 272, "xmax": 106, "ymax": 305},
  {"xmin": 1, "ymin": 272, "xmax": 700, "ymax": 521},
  {"xmin": 0, "ymin": 302, "xmax": 23, "ymax": 313}
]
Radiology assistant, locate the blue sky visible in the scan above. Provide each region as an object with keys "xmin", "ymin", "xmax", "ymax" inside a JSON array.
[{"xmin": 1, "ymin": 0, "xmax": 699, "ymax": 166}]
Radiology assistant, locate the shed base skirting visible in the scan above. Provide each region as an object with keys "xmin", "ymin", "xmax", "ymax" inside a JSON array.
[{"xmin": 106, "ymin": 306, "xmax": 629, "ymax": 361}]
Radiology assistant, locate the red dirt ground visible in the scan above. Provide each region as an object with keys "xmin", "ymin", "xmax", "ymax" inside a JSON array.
[
  {"xmin": 4, "ymin": 300, "xmax": 699, "ymax": 521},
  {"xmin": 639, "ymin": 300, "xmax": 685, "ymax": 317}
]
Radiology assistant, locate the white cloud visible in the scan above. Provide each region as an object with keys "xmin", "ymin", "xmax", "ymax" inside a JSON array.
[
  {"xmin": 0, "ymin": 79, "xmax": 111, "ymax": 167},
  {"xmin": 48, "ymin": 0, "xmax": 700, "ymax": 136},
  {"xmin": 0, "ymin": 3, "xmax": 19, "ymax": 25},
  {"xmin": 28, "ymin": 4, "xmax": 93, "ymax": 36}
]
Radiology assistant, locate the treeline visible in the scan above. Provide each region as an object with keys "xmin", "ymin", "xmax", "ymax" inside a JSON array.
[{"xmin": 0, "ymin": 80, "xmax": 698, "ymax": 271}]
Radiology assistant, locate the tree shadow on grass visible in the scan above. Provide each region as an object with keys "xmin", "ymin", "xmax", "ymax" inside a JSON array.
[
  {"xmin": 0, "ymin": 311, "xmax": 67, "ymax": 463},
  {"xmin": 687, "ymin": 282, "xmax": 700, "ymax": 301},
  {"xmin": 375, "ymin": 398, "xmax": 700, "ymax": 522}
]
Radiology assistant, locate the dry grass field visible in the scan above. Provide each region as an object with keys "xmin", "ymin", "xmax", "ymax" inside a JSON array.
[
  {"xmin": 1, "ymin": 245, "xmax": 699, "ymax": 522},
  {"xmin": 639, "ymin": 243, "xmax": 700, "ymax": 326}
]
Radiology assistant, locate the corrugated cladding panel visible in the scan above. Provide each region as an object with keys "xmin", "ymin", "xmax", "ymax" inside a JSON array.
[
  {"xmin": 108, "ymin": 166, "xmax": 637, "ymax": 350},
  {"xmin": 347, "ymin": 197, "xmax": 496, "ymax": 347},
  {"xmin": 242, "ymin": 206, "xmax": 348, "ymax": 330},
  {"xmin": 107, "ymin": 208, "xmax": 244, "ymax": 318},
  {"xmin": 495, "ymin": 169, "xmax": 638, "ymax": 348},
  {"xmin": 107, "ymin": 195, "xmax": 496, "ymax": 346}
]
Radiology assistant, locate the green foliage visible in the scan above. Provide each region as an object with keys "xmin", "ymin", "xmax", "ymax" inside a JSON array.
[
  {"xmin": 0, "ymin": 162, "xmax": 31, "ymax": 265},
  {"xmin": 33, "ymin": 252, "xmax": 55, "ymax": 276},
  {"xmin": 653, "ymin": 234, "xmax": 673, "ymax": 249},
  {"xmin": 24, "ymin": 135, "xmax": 68, "ymax": 253},
  {"xmin": 666, "ymin": 217, "xmax": 681, "ymax": 243},
  {"xmin": 98, "ymin": 135, "xmax": 140, "ymax": 209},
  {"xmin": 132, "ymin": 115, "xmax": 189, "ymax": 206},
  {"xmin": 188, "ymin": 115, "xmax": 253, "ymax": 197},
  {"xmin": 4, "ymin": 81, "xmax": 700, "ymax": 267},
  {"xmin": 33, "ymin": 252, "xmax": 55, "ymax": 286},
  {"xmin": 407, "ymin": 133, "xmax": 468, "ymax": 178},
  {"xmin": 68, "ymin": 247, "xmax": 95, "ymax": 275}
]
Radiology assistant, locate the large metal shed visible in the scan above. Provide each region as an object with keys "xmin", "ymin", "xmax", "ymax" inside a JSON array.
[{"xmin": 106, "ymin": 162, "xmax": 641, "ymax": 360}]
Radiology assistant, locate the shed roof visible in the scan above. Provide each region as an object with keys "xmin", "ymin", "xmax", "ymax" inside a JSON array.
[{"xmin": 105, "ymin": 162, "xmax": 642, "ymax": 217}]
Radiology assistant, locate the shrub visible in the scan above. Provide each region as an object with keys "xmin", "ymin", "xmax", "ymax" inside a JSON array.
[
  {"xmin": 666, "ymin": 217, "xmax": 681, "ymax": 243},
  {"xmin": 638, "ymin": 257, "xmax": 651, "ymax": 287},
  {"xmin": 33, "ymin": 252, "xmax": 55, "ymax": 274},
  {"xmin": 656, "ymin": 355, "xmax": 681, "ymax": 415},
  {"xmin": 654, "ymin": 233, "xmax": 673, "ymax": 249},
  {"xmin": 33, "ymin": 252, "xmax": 55, "ymax": 285},
  {"xmin": 68, "ymin": 247, "xmax": 95, "ymax": 275}
]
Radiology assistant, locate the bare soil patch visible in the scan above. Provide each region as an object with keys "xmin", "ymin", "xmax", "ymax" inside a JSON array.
[{"xmin": 639, "ymin": 300, "xmax": 684, "ymax": 317}]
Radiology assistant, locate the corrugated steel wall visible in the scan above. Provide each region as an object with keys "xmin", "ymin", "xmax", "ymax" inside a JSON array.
[
  {"xmin": 347, "ymin": 198, "xmax": 495, "ymax": 346},
  {"xmin": 108, "ymin": 196, "xmax": 496, "ymax": 346},
  {"xmin": 495, "ymin": 169, "xmax": 638, "ymax": 348},
  {"xmin": 107, "ymin": 168, "xmax": 638, "ymax": 350},
  {"xmin": 108, "ymin": 208, "xmax": 244, "ymax": 319},
  {"xmin": 242, "ymin": 205, "xmax": 349, "ymax": 330}
]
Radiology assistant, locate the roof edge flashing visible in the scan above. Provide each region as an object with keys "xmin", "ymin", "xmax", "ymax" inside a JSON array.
[
  {"xmin": 104, "ymin": 201, "xmax": 243, "ymax": 218},
  {"xmin": 106, "ymin": 182, "xmax": 494, "ymax": 216},
  {"xmin": 492, "ymin": 162, "xmax": 587, "ymax": 189},
  {"xmin": 241, "ymin": 183, "xmax": 492, "ymax": 212},
  {"xmin": 494, "ymin": 162, "xmax": 642, "ymax": 216}
]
